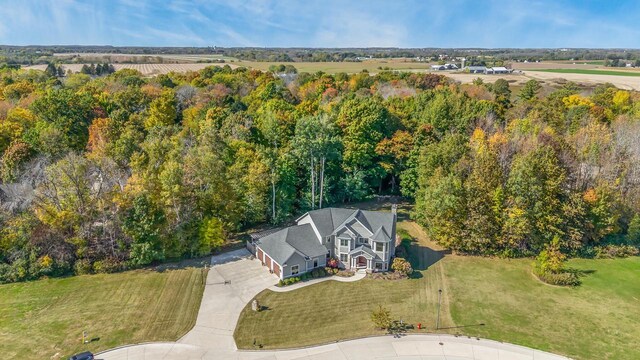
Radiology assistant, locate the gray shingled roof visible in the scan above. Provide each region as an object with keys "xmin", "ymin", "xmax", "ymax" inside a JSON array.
[
  {"xmin": 328, "ymin": 209, "xmax": 394, "ymax": 241},
  {"xmin": 305, "ymin": 207, "xmax": 354, "ymax": 238},
  {"xmin": 372, "ymin": 226, "xmax": 391, "ymax": 242},
  {"xmin": 349, "ymin": 245, "xmax": 379, "ymax": 259},
  {"xmin": 257, "ymin": 224, "xmax": 327, "ymax": 265},
  {"xmin": 261, "ymin": 207, "xmax": 395, "ymax": 265},
  {"xmin": 249, "ymin": 227, "xmax": 283, "ymax": 241}
]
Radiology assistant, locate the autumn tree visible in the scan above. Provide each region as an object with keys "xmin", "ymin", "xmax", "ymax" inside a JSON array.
[
  {"xmin": 198, "ymin": 217, "xmax": 225, "ymax": 255},
  {"xmin": 144, "ymin": 89, "xmax": 177, "ymax": 129},
  {"xmin": 337, "ymin": 96, "xmax": 396, "ymax": 197}
]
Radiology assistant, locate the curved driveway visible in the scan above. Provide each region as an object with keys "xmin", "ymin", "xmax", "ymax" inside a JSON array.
[{"xmin": 99, "ymin": 249, "xmax": 570, "ymax": 360}]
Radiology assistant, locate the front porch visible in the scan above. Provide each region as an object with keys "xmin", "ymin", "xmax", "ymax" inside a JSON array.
[{"xmin": 347, "ymin": 246, "xmax": 384, "ymax": 271}]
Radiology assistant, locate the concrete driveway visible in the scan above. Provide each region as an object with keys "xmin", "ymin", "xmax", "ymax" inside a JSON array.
[
  {"xmin": 177, "ymin": 248, "xmax": 279, "ymax": 351},
  {"xmin": 99, "ymin": 248, "xmax": 570, "ymax": 360}
]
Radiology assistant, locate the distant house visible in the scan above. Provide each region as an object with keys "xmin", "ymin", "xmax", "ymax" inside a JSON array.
[
  {"xmin": 251, "ymin": 207, "xmax": 397, "ymax": 279},
  {"xmin": 466, "ymin": 66, "xmax": 487, "ymax": 74}
]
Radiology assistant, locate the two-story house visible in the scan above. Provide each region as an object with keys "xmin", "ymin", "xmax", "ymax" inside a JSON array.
[{"xmin": 253, "ymin": 206, "xmax": 397, "ymax": 280}]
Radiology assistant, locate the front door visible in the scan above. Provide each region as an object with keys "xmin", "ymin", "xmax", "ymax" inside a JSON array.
[{"xmin": 357, "ymin": 256, "xmax": 367, "ymax": 268}]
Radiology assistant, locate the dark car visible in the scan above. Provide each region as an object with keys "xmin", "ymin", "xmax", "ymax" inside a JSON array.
[{"xmin": 69, "ymin": 351, "xmax": 94, "ymax": 360}]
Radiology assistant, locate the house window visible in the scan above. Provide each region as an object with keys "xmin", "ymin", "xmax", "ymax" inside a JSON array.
[
  {"xmin": 291, "ymin": 265, "xmax": 299, "ymax": 275},
  {"xmin": 358, "ymin": 237, "xmax": 365, "ymax": 244},
  {"xmin": 340, "ymin": 254, "xmax": 348, "ymax": 262},
  {"xmin": 375, "ymin": 242, "xmax": 384, "ymax": 252},
  {"xmin": 375, "ymin": 262, "xmax": 383, "ymax": 270},
  {"xmin": 340, "ymin": 239, "xmax": 349, "ymax": 247},
  {"xmin": 313, "ymin": 259, "xmax": 318, "ymax": 268}
]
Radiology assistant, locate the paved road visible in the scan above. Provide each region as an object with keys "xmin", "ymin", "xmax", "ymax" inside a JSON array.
[
  {"xmin": 98, "ymin": 249, "xmax": 570, "ymax": 360},
  {"xmin": 99, "ymin": 334, "xmax": 569, "ymax": 360}
]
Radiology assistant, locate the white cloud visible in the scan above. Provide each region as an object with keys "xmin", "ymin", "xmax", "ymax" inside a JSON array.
[{"xmin": 314, "ymin": 12, "xmax": 408, "ymax": 47}]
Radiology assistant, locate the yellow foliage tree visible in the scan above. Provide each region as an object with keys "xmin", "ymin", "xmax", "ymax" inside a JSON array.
[
  {"xmin": 562, "ymin": 94, "xmax": 594, "ymax": 108},
  {"xmin": 144, "ymin": 89, "xmax": 177, "ymax": 129}
]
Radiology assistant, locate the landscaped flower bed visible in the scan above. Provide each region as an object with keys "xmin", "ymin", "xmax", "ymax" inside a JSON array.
[{"xmin": 277, "ymin": 267, "xmax": 329, "ymax": 287}]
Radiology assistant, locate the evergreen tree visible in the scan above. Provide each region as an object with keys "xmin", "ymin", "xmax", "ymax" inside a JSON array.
[
  {"xmin": 45, "ymin": 63, "xmax": 58, "ymax": 77},
  {"xmin": 519, "ymin": 79, "xmax": 541, "ymax": 102}
]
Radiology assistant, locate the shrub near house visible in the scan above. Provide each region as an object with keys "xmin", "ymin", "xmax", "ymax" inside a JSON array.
[{"xmin": 391, "ymin": 257, "xmax": 413, "ymax": 276}]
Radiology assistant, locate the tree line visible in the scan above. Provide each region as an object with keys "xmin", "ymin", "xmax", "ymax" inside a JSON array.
[{"xmin": 0, "ymin": 64, "xmax": 638, "ymax": 283}]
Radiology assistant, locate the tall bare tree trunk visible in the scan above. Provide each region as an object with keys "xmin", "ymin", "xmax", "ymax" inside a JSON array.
[
  {"xmin": 319, "ymin": 156, "xmax": 325, "ymax": 209},
  {"xmin": 310, "ymin": 156, "xmax": 315, "ymax": 209},
  {"xmin": 272, "ymin": 142, "xmax": 278, "ymax": 220},
  {"xmin": 271, "ymin": 174, "xmax": 276, "ymax": 220}
]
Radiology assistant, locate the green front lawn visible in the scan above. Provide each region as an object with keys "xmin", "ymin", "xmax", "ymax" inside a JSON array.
[
  {"xmin": 445, "ymin": 256, "xmax": 640, "ymax": 360},
  {"xmin": 0, "ymin": 266, "xmax": 206, "ymax": 358},
  {"xmin": 235, "ymin": 220, "xmax": 640, "ymax": 360}
]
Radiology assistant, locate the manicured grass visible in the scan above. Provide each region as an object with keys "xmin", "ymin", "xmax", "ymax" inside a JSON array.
[
  {"xmin": 445, "ymin": 256, "xmax": 640, "ymax": 360},
  {"xmin": 235, "ymin": 221, "xmax": 454, "ymax": 349},
  {"xmin": 235, "ymin": 218, "xmax": 640, "ymax": 359},
  {"xmin": 0, "ymin": 267, "xmax": 207, "ymax": 358},
  {"xmin": 530, "ymin": 68, "xmax": 640, "ymax": 77}
]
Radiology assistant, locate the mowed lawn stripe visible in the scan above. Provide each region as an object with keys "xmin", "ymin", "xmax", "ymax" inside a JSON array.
[{"xmin": 0, "ymin": 267, "xmax": 206, "ymax": 358}]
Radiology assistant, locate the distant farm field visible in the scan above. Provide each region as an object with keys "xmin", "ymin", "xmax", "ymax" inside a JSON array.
[
  {"xmin": 52, "ymin": 52, "xmax": 238, "ymax": 62},
  {"xmin": 23, "ymin": 58, "xmax": 640, "ymax": 90},
  {"xmin": 25, "ymin": 59, "xmax": 435, "ymax": 75},
  {"xmin": 512, "ymin": 61, "xmax": 604, "ymax": 70},
  {"xmin": 530, "ymin": 68, "xmax": 640, "ymax": 77},
  {"xmin": 25, "ymin": 63, "xmax": 235, "ymax": 75},
  {"xmin": 0, "ymin": 267, "xmax": 206, "ymax": 359},
  {"xmin": 237, "ymin": 60, "xmax": 435, "ymax": 73}
]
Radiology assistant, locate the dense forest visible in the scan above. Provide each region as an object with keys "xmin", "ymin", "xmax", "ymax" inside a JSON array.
[{"xmin": 0, "ymin": 64, "xmax": 639, "ymax": 283}]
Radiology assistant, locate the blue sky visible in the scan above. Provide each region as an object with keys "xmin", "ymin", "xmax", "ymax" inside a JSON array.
[{"xmin": 0, "ymin": 0, "xmax": 639, "ymax": 48}]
